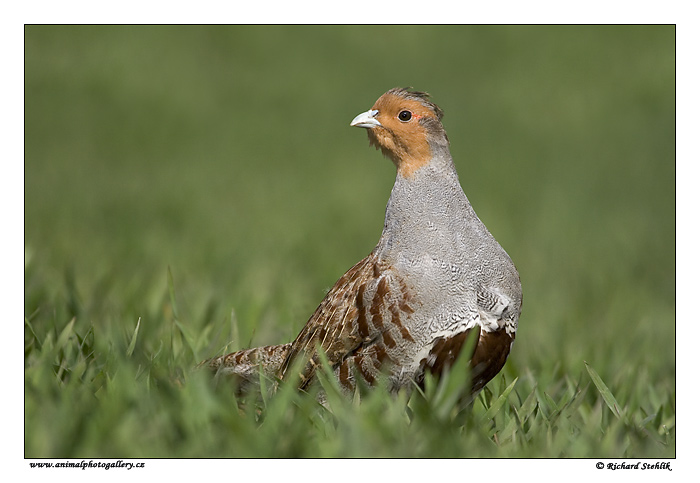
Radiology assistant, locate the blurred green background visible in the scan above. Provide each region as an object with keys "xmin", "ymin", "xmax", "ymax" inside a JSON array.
[{"xmin": 25, "ymin": 25, "xmax": 674, "ymax": 457}]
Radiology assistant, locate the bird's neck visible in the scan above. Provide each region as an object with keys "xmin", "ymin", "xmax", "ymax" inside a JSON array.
[
  {"xmin": 375, "ymin": 153, "xmax": 483, "ymax": 263},
  {"xmin": 390, "ymin": 135, "xmax": 450, "ymax": 179}
]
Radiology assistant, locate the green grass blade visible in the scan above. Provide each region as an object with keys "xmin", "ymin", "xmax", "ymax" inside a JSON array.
[
  {"xmin": 585, "ymin": 361, "xmax": 622, "ymax": 420},
  {"xmin": 481, "ymin": 377, "xmax": 518, "ymax": 423},
  {"xmin": 126, "ymin": 317, "xmax": 141, "ymax": 358},
  {"xmin": 167, "ymin": 266, "xmax": 179, "ymax": 321},
  {"xmin": 55, "ymin": 317, "xmax": 76, "ymax": 352}
]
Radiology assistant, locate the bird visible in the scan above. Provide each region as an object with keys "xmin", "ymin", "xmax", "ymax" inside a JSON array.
[{"xmin": 203, "ymin": 87, "xmax": 522, "ymax": 400}]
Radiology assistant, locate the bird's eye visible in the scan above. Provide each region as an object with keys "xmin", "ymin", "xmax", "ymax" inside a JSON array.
[{"xmin": 398, "ymin": 110, "xmax": 412, "ymax": 122}]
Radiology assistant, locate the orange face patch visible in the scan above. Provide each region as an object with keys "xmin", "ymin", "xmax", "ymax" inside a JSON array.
[{"xmin": 367, "ymin": 93, "xmax": 441, "ymax": 178}]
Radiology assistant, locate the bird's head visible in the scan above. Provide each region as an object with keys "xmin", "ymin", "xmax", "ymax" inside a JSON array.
[{"xmin": 351, "ymin": 87, "xmax": 449, "ymax": 178}]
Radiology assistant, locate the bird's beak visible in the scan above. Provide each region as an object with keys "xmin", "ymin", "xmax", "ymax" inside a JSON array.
[{"xmin": 350, "ymin": 109, "xmax": 381, "ymax": 128}]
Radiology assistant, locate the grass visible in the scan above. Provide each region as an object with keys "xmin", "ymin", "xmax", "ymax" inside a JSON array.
[{"xmin": 24, "ymin": 25, "xmax": 675, "ymax": 459}]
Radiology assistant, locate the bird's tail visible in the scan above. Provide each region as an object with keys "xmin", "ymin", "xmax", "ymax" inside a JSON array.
[{"xmin": 198, "ymin": 343, "xmax": 292, "ymax": 391}]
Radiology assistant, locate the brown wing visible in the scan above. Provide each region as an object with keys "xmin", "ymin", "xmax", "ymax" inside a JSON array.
[
  {"xmin": 469, "ymin": 328, "xmax": 514, "ymax": 393},
  {"xmin": 279, "ymin": 252, "xmax": 415, "ymax": 389},
  {"xmin": 424, "ymin": 326, "xmax": 514, "ymax": 395}
]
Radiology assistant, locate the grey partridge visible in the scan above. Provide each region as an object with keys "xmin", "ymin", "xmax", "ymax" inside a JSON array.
[{"xmin": 204, "ymin": 87, "xmax": 522, "ymax": 398}]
